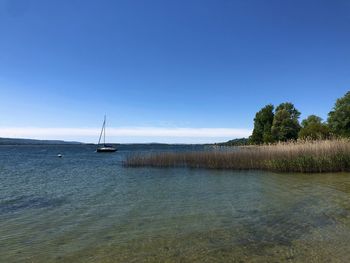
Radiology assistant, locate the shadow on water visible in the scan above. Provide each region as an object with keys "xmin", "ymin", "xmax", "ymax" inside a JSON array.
[
  {"xmin": 236, "ymin": 199, "xmax": 335, "ymax": 249},
  {"xmin": 0, "ymin": 195, "xmax": 65, "ymax": 215},
  {"xmin": 49, "ymin": 194, "xmax": 350, "ymax": 263}
]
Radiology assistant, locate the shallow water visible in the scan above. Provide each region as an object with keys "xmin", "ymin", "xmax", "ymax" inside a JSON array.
[{"xmin": 1, "ymin": 145, "xmax": 350, "ymax": 262}]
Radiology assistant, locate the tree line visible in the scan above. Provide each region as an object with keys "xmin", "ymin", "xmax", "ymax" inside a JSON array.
[{"xmin": 249, "ymin": 91, "xmax": 350, "ymax": 144}]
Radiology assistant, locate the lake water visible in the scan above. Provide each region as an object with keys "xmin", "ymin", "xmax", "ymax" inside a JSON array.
[{"xmin": 1, "ymin": 145, "xmax": 350, "ymax": 262}]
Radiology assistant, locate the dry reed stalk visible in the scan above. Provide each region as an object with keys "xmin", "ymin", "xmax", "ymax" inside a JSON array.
[{"xmin": 124, "ymin": 139, "xmax": 350, "ymax": 173}]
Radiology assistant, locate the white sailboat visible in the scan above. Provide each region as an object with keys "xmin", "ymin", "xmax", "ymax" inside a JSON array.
[{"xmin": 96, "ymin": 115, "xmax": 117, "ymax": 152}]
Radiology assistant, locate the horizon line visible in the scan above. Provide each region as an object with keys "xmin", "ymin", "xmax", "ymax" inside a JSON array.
[{"xmin": 0, "ymin": 126, "xmax": 252, "ymax": 144}]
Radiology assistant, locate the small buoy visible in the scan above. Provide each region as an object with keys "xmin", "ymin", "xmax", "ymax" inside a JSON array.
[{"xmin": 57, "ymin": 154, "xmax": 62, "ymax": 158}]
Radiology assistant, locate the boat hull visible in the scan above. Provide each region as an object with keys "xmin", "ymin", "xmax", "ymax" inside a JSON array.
[{"xmin": 96, "ymin": 147, "xmax": 117, "ymax": 152}]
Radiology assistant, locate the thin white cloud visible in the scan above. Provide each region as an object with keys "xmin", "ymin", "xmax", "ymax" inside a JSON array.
[{"xmin": 0, "ymin": 127, "xmax": 252, "ymax": 143}]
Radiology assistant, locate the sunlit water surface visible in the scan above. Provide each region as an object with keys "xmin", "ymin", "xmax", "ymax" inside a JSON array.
[{"xmin": 1, "ymin": 145, "xmax": 350, "ymax": 262}]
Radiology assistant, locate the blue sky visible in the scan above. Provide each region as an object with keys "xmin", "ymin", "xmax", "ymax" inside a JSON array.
[{"xmin": 0, "ymin": 0, "xmax": 349, "ymax": 143}]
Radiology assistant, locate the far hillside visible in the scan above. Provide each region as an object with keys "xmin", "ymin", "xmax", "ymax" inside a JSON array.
[
  {"xmin": 215, "ymin": 138, "xmax": 250, "ymax": 146},
  {"xmin": 0, "ymin": 137, "xmax": 81, "ymax": 145}
]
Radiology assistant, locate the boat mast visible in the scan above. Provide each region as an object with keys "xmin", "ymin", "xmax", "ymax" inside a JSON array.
[
  {"xmin": 103, "ymin": 115, "xmax": 106, "ymax": 146},
  {"xmin": 97, "ymin": 116, "xmax": 106, "ymax": 145}
]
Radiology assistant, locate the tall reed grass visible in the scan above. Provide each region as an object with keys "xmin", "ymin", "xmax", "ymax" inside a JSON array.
[{"xmin": 124, "ymin": 139, "xmax": 350, "ymax": 173}]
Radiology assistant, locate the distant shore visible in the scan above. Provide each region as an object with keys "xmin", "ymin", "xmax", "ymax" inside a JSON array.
[
  {"xmin": 0, "ymin": 137, "xmax": 82, "ymax": 145},
  {"xmin": 125, "ymin": 139, "xmax": 350, "ymax": 173}
]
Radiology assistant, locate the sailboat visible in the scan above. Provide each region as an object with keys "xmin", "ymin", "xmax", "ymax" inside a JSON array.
[{"xmin": 96, "ymin": 115, "xmax": 117, "ymax": 152}]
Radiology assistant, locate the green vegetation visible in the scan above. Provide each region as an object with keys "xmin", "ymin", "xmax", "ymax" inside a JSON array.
[
  {"xmin": 271, "ymin": 102, "xmax": 301, "ymax": 141},
  {"xmin": 248, "ymin": 91, "xmax": 350, "ymax": 143},
  {"xmin": 298, "ymin": 115, "xmax": 329, "ymax": 140},
  {"xmin": 250, "ymin": 104, "xmax": 274, "ymax": 144},
  {"xmin": 215, "ymin": 138, "xmax": 249, "ymax": 146},
  {"xmin": 328, "ymin": 91, "xmax": 350, "ymax": 138},
  {"xmin": 249, "ymin": 102, "xmax": 302, "ymax": 144}
]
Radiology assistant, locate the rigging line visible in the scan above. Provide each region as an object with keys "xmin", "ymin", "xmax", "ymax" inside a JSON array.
[{"xmin": 98, "ymin": 116, "xmax": 105, "ymax": 145}]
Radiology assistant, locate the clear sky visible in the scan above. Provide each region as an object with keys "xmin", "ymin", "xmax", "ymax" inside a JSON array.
[{"xmin": 0, "ymin": 0, "xmax": 349, "ymax": 143}]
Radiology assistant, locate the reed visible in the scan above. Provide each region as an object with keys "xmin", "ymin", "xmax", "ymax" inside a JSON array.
[{"xmin": 124, "ymin": 139, "xmax": 350, "ymax": 173}]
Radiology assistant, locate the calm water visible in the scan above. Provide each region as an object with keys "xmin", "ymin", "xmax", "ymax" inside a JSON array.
[{"xmin": 1, "ymin": 145, "xmax": 350, "ymax": 262}]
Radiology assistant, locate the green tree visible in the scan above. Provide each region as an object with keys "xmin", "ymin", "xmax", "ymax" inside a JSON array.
[
  {"xmin": 328, "ymin": 91, "xmax": 350, "ymax": 138},
  {"xmin": 250, "ymin": 104, "xmax": 274, "ymax": 144},
  {"xmin": 298, "ymin": 115, "xmax": 330, "ymax": 140},
  {"xmin": 271, "ymin": 102, "xmax": 301, "ymax": 141}
]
